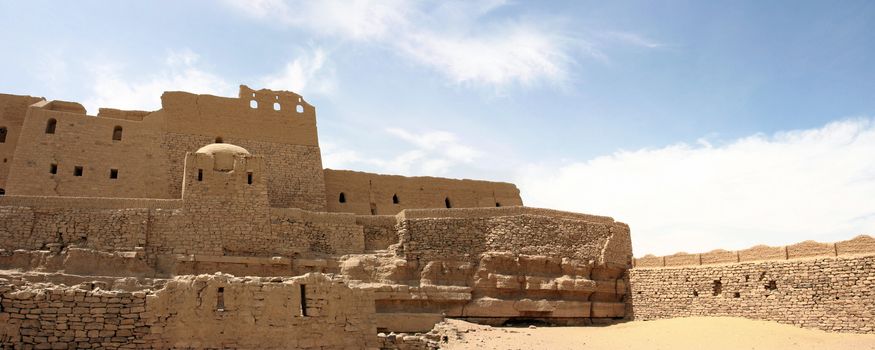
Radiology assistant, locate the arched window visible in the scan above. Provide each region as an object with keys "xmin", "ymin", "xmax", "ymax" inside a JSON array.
[
  {"xmin": 250, "ymin": 100, "xmax": 258, "ymax": 109},
  {"xmin": 444, "ymin": 197, "xmax": 452, "ymax": 208},
  {"xmin": 392, "ymin": 194, "xmax": 399, "ymax": 204},
  {"xmin": 45, "ymin": 118, "xmax": 57, "ymax": 134},
  {"xmin": 339, "ymin": 192, "xmax": 346, "ymax": 203},
  {"xmin": 0, "ymin": 127, "xmax": 7, "ymax": 143},
  {"xmin": 112, "ymin": 126, "xmax": 123, "ymax": 141}
]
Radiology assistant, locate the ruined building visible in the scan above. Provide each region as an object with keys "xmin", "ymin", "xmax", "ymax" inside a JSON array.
[
  {"xmin": 0, "ymin": 86, "xmax": 632, "ymax": 349},
  {"xmin": 0, "ymin": 86, "xmax": 872, "ymax": 349}
]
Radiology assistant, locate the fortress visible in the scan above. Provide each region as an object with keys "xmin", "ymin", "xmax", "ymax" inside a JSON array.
[{"xmin": 0, "ymin": 86, "xmax": 871, "ymax": 349}]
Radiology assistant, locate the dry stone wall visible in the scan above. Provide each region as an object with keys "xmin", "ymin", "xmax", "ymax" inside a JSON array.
[
  {"xmin": 630, "ymin": 236, "xmax": 875, "ymax": 333},
  {"xmin": 0, "ymin": 273, "xmax": 379, "ymax": 349}
]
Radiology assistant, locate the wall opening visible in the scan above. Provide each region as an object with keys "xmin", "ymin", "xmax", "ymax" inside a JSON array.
[
  {"xmin": 73, "ymin": 166, "xmax": 83, "ymax": 177},
  {"xmin": 370, "ymin": 202, "xmax": 377, "ymax": 215},
  {"xmin": 296, "ymin": 104, "xmax": 304, "ymax": 113},
  {"xmin": 197, "ymin": 169, "xmax": 203, "ymax": 181},
  {"xmin": 216, "ymin": 287, "xmax": 225, "ymax": 311},
  {"xmin": 45, "ymin": 118, "xmax": 57, "ymax": 134},
  {"xmin": 712, "ymin": 280, "xmax": 722, "ymax": 296},
  {"xmin": 0, "ymin": 127, "xmax": 6, "ymax": 143},
  {"xmin": 109, "ymin": 169, "xmax": 118, "ymax": 179},
  {"xmin": 247, "ymin": 171, "xmax": 253, "ymax": 185},
  {"xmin": 392, "ymin": 194, "xmax": 399, "ymax": 204},
  {"xmin": 250, "ymin": 100, "xmax": 258, "ymax": 109},
  {"xmin": 766, "ymin": 280, "xmax": 777, "ymax": 291},
  {"xmin": 445, "ymin": 197, "xmax": 452, "ymax": 208},
  {"xmin": 0, "ymin": 188, "xmax": 5, "ymax": 196},
  {"xmin": 733, "ymin": 292, "xmax": 741, "ymax": 298},
  {"xmin": 339, "ymin": 192, "xmax": 346, "ymax": 203},
  {"xmin": 215, "ymin": 137, "xmax": 223, "ymax": 143},
  {"xmin": 692, "ymin": 290, "xmax": 699, "ymax": 297},
  {"xmin": 495, "ymin": 202, "xmax": 501, "ymax": 207},
  {"xmin": 50, "ymin": 163, "xmax": 58, "ymax": 174},
  {"xmin": 299, "ymin": 285, "xmax": 308, "ymax": 316},
  {"xmin": 112, "ymin": 126, "xmax": 123, "ymax": 141},
  {"xmin": 273, "ymin": 102, "xmax": 281, "ymax": 111}
]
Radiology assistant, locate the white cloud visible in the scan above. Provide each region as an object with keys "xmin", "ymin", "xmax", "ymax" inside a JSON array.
[
  {"xmin": 222, "ymin": 0, "xmax": 648, "ymax": 88},
  {"xmin": 84, "ymin": 49, "xmax": 234, "ymax": 113},
  {"xmin": 259, "ymin": 47, "xmax": 336, "ymax": 95},
  {"xmin": 322, "ymin": 128, "xmax": 482, "ymax": 176},
  {"xmin": 516, "ymin": 118, "xmax": 875, "ymax": 257},
  {"xmin": 600, "ymin": 31, "xmax": 663, "ymax": 49}
]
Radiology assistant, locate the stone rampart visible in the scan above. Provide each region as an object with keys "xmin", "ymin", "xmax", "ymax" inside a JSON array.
[{"xmin": 630, "ymin": 236, "xmax": 875, "ymax": 333}]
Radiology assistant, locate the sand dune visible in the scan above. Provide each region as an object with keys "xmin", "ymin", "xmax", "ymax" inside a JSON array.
[{"xmin": 439, "ymin": 317, "xmax": 875, "ymax": 350}]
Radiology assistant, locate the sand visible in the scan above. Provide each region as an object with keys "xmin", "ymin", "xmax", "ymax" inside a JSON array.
[{"xmin": 438, "ymin": 317, "xmax": 875, "ymax": 350}]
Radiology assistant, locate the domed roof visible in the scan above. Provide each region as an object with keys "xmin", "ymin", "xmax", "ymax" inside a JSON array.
[{"xmin": 195, "ymin": 143, "xmax": 250, "ymax": 156}]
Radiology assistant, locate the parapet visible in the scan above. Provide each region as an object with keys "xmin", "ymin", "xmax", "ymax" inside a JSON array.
[{"xmin": 634, "ymin": 235, "xmax": 875, "ymax": 268}]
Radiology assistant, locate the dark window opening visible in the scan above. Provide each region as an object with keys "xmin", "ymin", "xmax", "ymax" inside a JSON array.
[
  {"xmin": 45, "ymin": 118, "xmax": 57, "ymax": 134},
  {"xmin": 50, "ymin": 163, "xmax": 58, "ymax": 174},
  {"xmin": 112, "ymin": 126, "xmax": 123, "ymax": 141},
  {"xmin": 392, "ymin": 194, "xmax": 399, "ymax": 204},
  {"xmin": 744, "ymin": 275, "xmax": 749, "ymax": 282},
  {"xmin": 495, "ymin": 202, "xmax": 501, "ymax": 207},
  {"xmin": 0, "ymin": 188, "xmax": 5, "ymax": 196},
  {"xmin": 370, "ymin": 202, "xmax": 377, "ymax": 215},
  {"xmin": 445, "ymin": 197, "xmax": 452, "ymax": 208},
  {"xmin": 215, "ymin": 137, "xmax": 223, "ymax": 143},
  {"xmin": 73, "ymin": 166, "xmax": 83, "ymax": 177},
  {"xmin": 299, "ymin": 285, "xmax": 308, "ymax": 316},
  {"xmin": 766, "ymin": 280, "xmax": 777, "ymax": 291},
  {"xmin": 733, "ymin": 292, "xmax": 740, "ymax": 298},
  {"xmin": 216, "ymin": 287, "xmax": 225, "ymax": 311},
  {"xmin": 338, "ymin": 192, "xmax": 346, "ymax": 203},
  {"xmin": 197, "ymin": 169, "xmax": 203, "ymax": 181},
  {"xmin": 247, "ymin": 171, "xmax": 253, "ymax": 185},
  {"xmin": 0, "ymin": 127, "xmax": 7, "ymax": 143},
  {"xmin": 109, "ymin": 169, "xmax": 118, "ymax": 179},
  {"xmin": 712, "ymin": 280, "xmax": 722, "ymax": 296}
]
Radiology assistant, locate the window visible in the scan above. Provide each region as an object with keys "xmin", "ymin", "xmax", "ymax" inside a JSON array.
[
  {"xmin": 338, "ymin": 192, "xmax": 346, "ymax": 203},
  {"xmin": 712, "ymin": 280, "xmax": 722, "ymax": 296},
  {"xmin": 299, "ymin": 285, "xmax": 308, "ymax": 317},
  {"xmin": 0, "ymin": 188, "xmax": 5, "ymax": 196},
  {"xmin": 250, "ymin": 100, "xmax": 258, "ymax": 109},
  {"xmin": 392, "ymin": 194, "xmax": 399, "ymax": 204},
  {"xmin": 273, "ymin": 102, "xmax": 281, "ymax": 111},
  {"xmin": 445, "ymin": 197, "xmax": 452, "ymax": 208},
  {"xmin": 112, "ymin": 126, "xmax": 123, "ymax": 141},
  {"xmin": 495, "ymin": 202, "xmax": 501, "ymax": 207},
  {"xmin": 216, "ymin": 287, "xmax": 225, "ymax": 311},
  {"xmin": 50, "ymin": 163, "xmax": 57, "ymax": 174},
  {"xmin": 73, "ymin": 166, "xmax": 83, "ymax": 177},
  {"xmin": 215, "ymin": 137, "xmax": 223, "ymax": 143},
  {"xmin": 247, "ymin": 171, "xmax": 253, "ymax": 185},
  {"xmin": 197, "ymin": 169, "xmax": 203, "ymax": 181},
  {"xmin": 296, "ymin": 105, "xmax": 304, "ymax": 113},
  {"xmin": 0, "ymin": 127, "xmax": 7, "ymax": 143},
  {"xmin": 45, "ymin": 118, "xmax": 57, "ymax": 134},
  {"xmin": 109, "ymin": 169, "xmax": 118, "ymax": 179}
]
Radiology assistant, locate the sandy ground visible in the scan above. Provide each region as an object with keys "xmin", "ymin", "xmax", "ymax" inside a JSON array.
[{"xmin": 438, "ymin": 317, "xmax": 875, "ymax": 350}]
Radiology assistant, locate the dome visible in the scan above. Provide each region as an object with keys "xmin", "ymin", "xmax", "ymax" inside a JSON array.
[
  {"xmin": 195, "ymin": 143, "xmax": 250, "ymax": 171},
  {"xmin": 196, "ymin": 143, "xmax": 250, "ymax": 156}
]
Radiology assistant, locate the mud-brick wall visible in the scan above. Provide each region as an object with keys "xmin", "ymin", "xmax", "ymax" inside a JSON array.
[{"xmin": 630, "ymin": 255, "xmax": 875, "ymax": 333}]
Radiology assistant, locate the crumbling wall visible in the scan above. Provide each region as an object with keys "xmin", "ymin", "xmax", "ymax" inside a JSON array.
[
  {"xmin": 357, "ymin": 215, "xmax": 399, "ymax": 251},
  {"xmin": 0, "ymin": 273, "xmax": 379, "ymax": 349},
  {"xmin": 270, "ymin": 208, "xmax": 366, "ymax": 256},
  {"xmin": 324, "ymin": 169, "xmax": 523, "ymax": 215},
  {"xmin": 630, "ymin": 235, "xmax": 875, "ymax": 333}
]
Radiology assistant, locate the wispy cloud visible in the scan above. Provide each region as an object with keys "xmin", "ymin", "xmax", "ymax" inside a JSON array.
[
  {"xmin": 84, "ymin": 49, "xmax": 234, "ymax": 113},
  {"xmin": 259, "ymin": 47, "xmax": 336, "ymax": 95},
  {"xmin": 517, "ymin": 118, "xmax": 875, "ymax": 256},
  {"xmin": 222, "ymin": 0, "xmax": 655, "ymax": 89},
  {"xmin": 322, "ymin": 128, "xmax": 482, "ymax": 176}
]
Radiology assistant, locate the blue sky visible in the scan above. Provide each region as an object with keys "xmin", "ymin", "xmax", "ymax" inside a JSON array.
[{"xmin": 1, "ymin": 0, "xmax": 874, "ymax": 255}]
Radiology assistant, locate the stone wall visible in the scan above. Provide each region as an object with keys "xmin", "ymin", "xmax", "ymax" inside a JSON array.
[
  {"xmin": 324, "ymin": 169, "xmax": 523, "ymax": 215},
  {"xmin": 0, "ymin": 93, "xmax": 45, "ymax": 192},
  {"xmin": 0, "ymin": 273, "xmax": 379, "ymax": 349},
  {"xmin": 630, "ymin": 235, "xmax": 875, "ymax": 333}
]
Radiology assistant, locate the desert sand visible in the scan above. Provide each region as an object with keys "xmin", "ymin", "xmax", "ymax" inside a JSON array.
[{"xmin": 439, "ymin": 317, "xmax": 875, "ymax": 350}]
